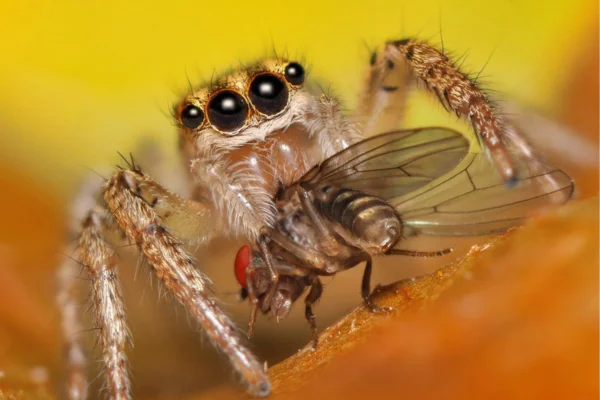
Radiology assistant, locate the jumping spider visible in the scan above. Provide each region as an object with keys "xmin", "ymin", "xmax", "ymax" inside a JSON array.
[{"xmin": 57, "ymin": 38, "xmax": 572, "ymax": 399}]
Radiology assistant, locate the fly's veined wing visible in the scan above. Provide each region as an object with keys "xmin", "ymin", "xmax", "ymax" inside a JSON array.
[
  {"xmin": 301, "ymin": 127, "xmax": 470, "ymax": 200},
  {"xmin": 392, "ymin": 151, "xmax": 575, "ymax": 237}
]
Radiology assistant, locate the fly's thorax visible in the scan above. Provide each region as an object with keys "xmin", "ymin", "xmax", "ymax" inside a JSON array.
[{"xmin": 314, "ymin": 185, "xmax": 402, "ymax": 254}]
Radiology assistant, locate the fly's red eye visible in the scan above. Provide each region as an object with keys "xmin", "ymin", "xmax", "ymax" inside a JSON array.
[{"xmin": 234, "ymin": 245, "xmax": 251, "ymax": 288}]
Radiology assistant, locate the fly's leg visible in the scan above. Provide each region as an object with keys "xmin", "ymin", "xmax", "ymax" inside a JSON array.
[
  {"xmin": 259, "ymin": 227, "xmax": 329, "ymax": 271},
  {"xmin": 255, "ymin": 233, "xmax": 282, "ymax": 317},
  {"xmin": 251, "ymin": 224, "xmax": 330, "ymax": 335},
  {"xmin": 387, "ymin": 248, "xmax": 453, "ymax": 257},
  {"xmin": 359, "ymin": 248, "xmax": 451, "ymax": 315},
  {"xmin": 304, "ymin": 276, "xmax": 323, "ymax": 349},
  {"xmin": 103, "ymin": 166, "xmax": 270, "ymax": 398},
  {"xmin": 254, "ymin": 229, "xmax": 326, "ymax": 315},
  {"xmin": 244, "ymin": 262, "xmax": 261, "ymax": 339},
  {"xmin": 361, "ymin": 259, "xmax": 392, "ymax": 313}
]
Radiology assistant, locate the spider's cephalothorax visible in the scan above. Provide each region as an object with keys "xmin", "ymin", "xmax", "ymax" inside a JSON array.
[
  {"xmin": 174, "ymin": 59, "xmax": 362, "ymax": 240},
  {"xmin": 56, "ymin": 38, "xmax": 570, "ymax": 400}
]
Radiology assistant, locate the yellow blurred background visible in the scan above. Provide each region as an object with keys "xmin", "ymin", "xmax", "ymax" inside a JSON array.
[
  {"xmin": 0, "ymin": 0, "xmax": 597, "ymax": 399},
  {"xmin": 0, "ymin": 0, "xmax": 596, "ymax": 193}
]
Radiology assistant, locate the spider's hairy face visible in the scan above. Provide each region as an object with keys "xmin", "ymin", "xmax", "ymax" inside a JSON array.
[{"xmin": 175, "ymin": 59, "xmax": 311, "ymax": 157}]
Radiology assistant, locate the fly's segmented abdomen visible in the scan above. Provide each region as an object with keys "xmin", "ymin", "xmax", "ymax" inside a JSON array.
[{"xmin": 316, "ymin": 187, "xmax": 402, "ymax": 254}]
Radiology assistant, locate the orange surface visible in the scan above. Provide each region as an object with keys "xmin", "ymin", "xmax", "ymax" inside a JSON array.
[{"xmin": 200, "ymin": 197, "xmax": 599, "ymax": 400}]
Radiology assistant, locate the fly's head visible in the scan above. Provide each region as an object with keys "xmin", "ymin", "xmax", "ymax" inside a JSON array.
[
  {"xmin": 175, "ymin": 59, "xmax": 311, "ymax": 158},
  {"xmin": 234, "ymin": 245, "xmax": 308, "ymax": 320}
]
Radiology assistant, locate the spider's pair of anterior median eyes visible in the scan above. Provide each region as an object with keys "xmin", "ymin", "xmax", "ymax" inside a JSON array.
[{"xmin": 178, "ymin": 62, "xmax": 305, "ymax": 133}]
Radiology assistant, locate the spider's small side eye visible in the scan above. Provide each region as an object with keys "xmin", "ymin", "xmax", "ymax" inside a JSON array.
[
  {"xmin": 207, "ymin": 90, "xmax": 249, "ymax": 132},
  {"xmin": 249, "ymin": 73, "xmax": 289, "ymax": 115},
  {"xmin": 284, "ymin": 62, "xmax": 305, "ymax": 85},
  {"xmin": 180, "ymin": 104, "xmax": 204, "ymax": 129}
]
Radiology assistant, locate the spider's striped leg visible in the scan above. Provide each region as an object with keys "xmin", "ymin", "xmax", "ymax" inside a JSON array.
[
  {"xmin": 355, "ymin": 44, "xmax": 411, "ymax": 137},
  {"xmin": 58, "ymin": 174, "xmax": 115, "ymax": 400},
  {"xmin": 103, "ymin": 166, "xmax": 271, "ymax": 398},
  {"xmin": 57, "ymin": 249, "xmax": 90, "ymax": 400},
  {"xmin": 357, "ymin": 38, "xmax": 525, "ymax": 185},
  {"xmin": 59, "ymin": 182, "xmax": 133, "ymax": 400},
  {"xmin": 78, "ymin": 209, "xmax": 131, "ymax": 400}
]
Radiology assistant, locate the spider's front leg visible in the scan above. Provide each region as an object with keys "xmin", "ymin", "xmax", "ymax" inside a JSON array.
[
  {"xmin": 102, "ymin": 166, "xmax": 271, "ymax": 397},
  {"xmin": 59, "ymin": 163, "xmax": 271, "ymax": 399},
  {"xmin": 357, "ymin": 38, "xmax": 530, "ymax": 185}
]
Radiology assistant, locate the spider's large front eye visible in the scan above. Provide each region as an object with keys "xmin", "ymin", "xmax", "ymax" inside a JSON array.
[
  {"xmin": 207, "ymin": 90, "xmax": 249, "ymax": 132},
  {"xmin": 284, "ymin": 62, "xmax": 305, "ymax": 85},
  {"xmin": 180, "ymin": 104, "xmax": 204, "ymax": 129},
  {"xmin": 249, "ymin": 73, "xmax": 289, "ymax": 115}
]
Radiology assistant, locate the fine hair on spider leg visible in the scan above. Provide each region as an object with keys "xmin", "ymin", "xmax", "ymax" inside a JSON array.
[
  {"xmin": 60, "ymin": 161, "xmax": 271, "ymax": 399},
  {"xmin": 78, "ymin": 210, "xmax": 132, "ymax": 399},
  {"xmin": 360, "ymin": 37, "xmax": 551, "ymax": 187},
  {"xmin": 103, "ymin": 166, "xmax": 271, "ymax": 397},
  {"xmin": 57, "ymin": 252, "xmax": 89, "ymax": 400}
]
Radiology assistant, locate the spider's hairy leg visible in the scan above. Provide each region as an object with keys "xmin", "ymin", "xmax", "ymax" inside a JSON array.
[
  {"xmin": 361, "ymin": 38, "xmax": 522, "ymax": 184},
  {"xmin": 104, "ymin": 167, "xmax": 271, "ymax": 397},
  {"xmin": 355, "ymin": 46, "xmax": 411, "ymax": 137},
  {"xmin": 58, "ymin": 174, "xmax": 122, "ymax": 400},
  {"xmin": 501, "ymin": 100, "xmax": 598, "ymax": 169},
  {"xmin": 78, "ymin": 210, "xmax": 131, "ymax": 400},
  {"xmin": 57, "ymin": 250, "xmax": 89, "ymax": 400}
]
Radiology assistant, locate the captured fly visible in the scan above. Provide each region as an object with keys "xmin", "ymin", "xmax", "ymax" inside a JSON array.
[{"xmin": 233, "ymin": 127, "xmax": 574, "ymax": 345}]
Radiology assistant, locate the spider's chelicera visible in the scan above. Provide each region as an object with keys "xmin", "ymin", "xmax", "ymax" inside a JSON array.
[{"xmin": 57, "ymin": 39, "xmax": 573, "ymax": 400}]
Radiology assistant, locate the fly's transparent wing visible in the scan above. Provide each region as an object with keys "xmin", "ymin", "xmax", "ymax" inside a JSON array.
[
  {"xmin": 392, "ymin": 151, "xmax": 575, "ymax": 237},
  {"xmin": 302, "ymin": 127, "xmax": 470, "ymax": 200},
  {"xmin": 302, "ymin": 126, "xmax": 574, "ymax": 238}
]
